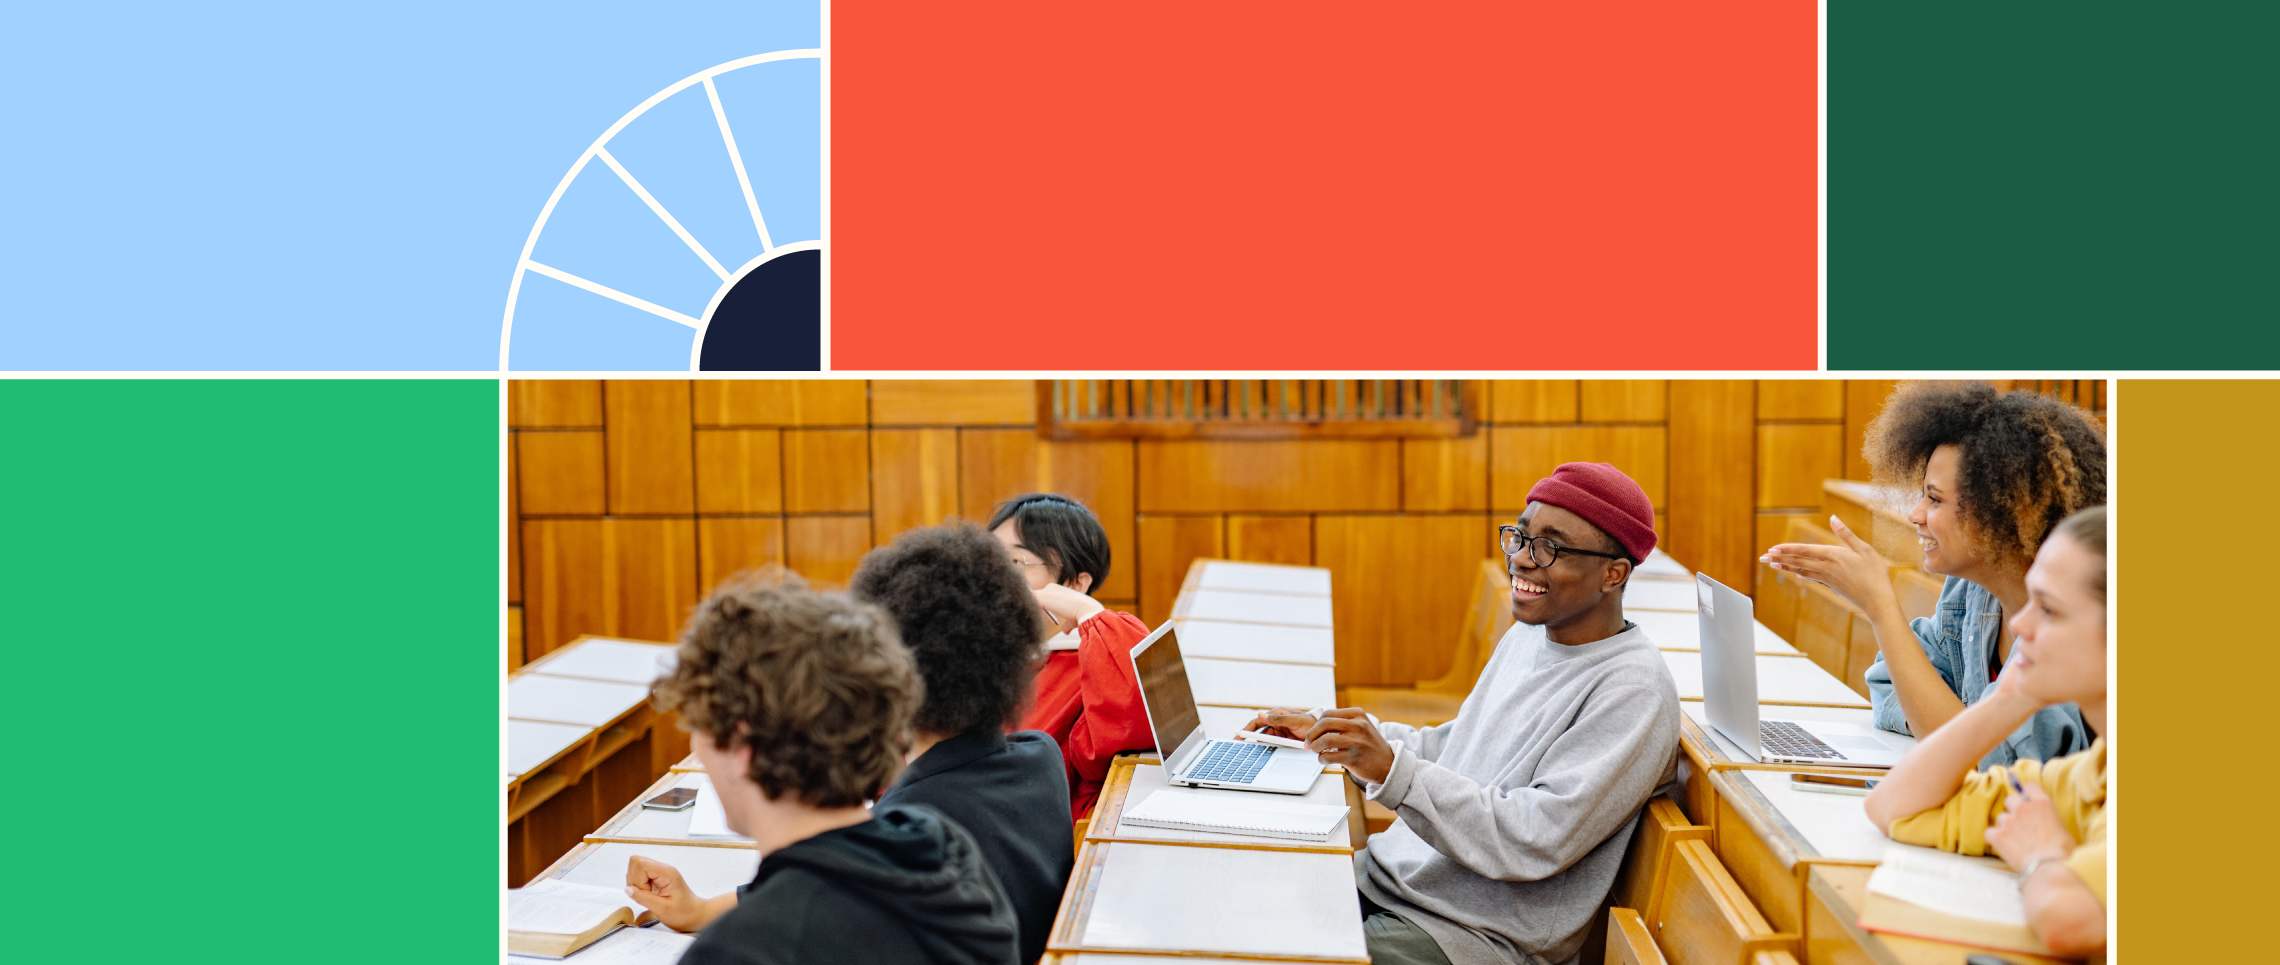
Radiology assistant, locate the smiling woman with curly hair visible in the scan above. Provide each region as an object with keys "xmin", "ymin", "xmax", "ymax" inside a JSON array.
[{"xmin": 1762, "ymin": 381, "xmax": 2103, "ymax": 768}]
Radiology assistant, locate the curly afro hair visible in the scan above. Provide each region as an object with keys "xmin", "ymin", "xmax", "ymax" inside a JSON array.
[
  {"xmin": 851, "ymin": 521, "xmax": 1048, "ymax": 736},
  {"xmin": 1865, "ymin": 381, "xmax": 2106, "ymax": 569},
  {"xmin": 651, "ymin": 570, "xmax": 922, "ymax": 809}
]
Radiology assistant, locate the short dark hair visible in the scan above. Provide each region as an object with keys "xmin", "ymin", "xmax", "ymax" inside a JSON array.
[
  {"xmin": 987, "ymin": 493, "xmax": 1111, "ymax": 593},
  {"xmin": 851, "ymin": 521, "xmax": 1047, "ymax": 735},
  {"xmin": 651, "ymin": 571, "xmax": 921, "ymax": 809},
  {"xmin": 2055, "ymin": 506, "xmax": 2107, "ymax": 602},
  {"xmin": 1866, "ymin": 382, "xmax": 2106, "ymax": 568}
]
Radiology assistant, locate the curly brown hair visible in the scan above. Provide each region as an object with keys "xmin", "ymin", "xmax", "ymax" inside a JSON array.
[
  {"xmin": 1865, "ymin": 381, "xmax": 2106, "ymax": 569},
  {"xmin": 650, "ymin": 570, "xmax": 922, "ymax": 808},
  {"xmin": 851, "ymin": 521, "xmax": 1046, "ymax": 736}
]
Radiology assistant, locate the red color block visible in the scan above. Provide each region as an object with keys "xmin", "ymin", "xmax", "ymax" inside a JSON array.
[{"xmin": 832, "ymin": 2, "xmax": 1816, "ymax": 370}]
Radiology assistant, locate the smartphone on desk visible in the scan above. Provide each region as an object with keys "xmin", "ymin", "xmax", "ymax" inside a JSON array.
[
  {"xmin": 1790, "ymin": 773, "xmax": 1878, "ymax": 796},
  {"xmin": 642, "ymin": 788, "xmax": 699, "ymax": 810}
]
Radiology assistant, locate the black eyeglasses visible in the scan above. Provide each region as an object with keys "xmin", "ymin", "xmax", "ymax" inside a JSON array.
[{"xmin": 1498, "ymin": 524, "xmax": 1628, "ymax": 568}]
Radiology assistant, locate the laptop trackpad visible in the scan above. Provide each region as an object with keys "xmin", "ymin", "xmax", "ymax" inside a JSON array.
[{"xmin": 1826, "ymin": 735, "xmax": 1891, "ymax": 752}]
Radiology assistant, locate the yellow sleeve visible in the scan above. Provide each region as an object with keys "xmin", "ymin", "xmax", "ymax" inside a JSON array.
[
  {"xmin": 2064, "ymin": 839, "xmax": 2107, "ymax": 906},
  {"xmin": 1885, "ymin": 758, "xmax": 2041, "ymax": 856}
]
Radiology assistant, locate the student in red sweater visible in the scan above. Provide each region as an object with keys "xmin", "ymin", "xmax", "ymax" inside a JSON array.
[{"xmin": 988, "ymin": 494, "xmax": 1154, "ymax": 821}]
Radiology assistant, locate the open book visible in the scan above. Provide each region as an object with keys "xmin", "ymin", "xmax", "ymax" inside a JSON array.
[
  {"xmin": 1120, "ymin": 789, "xmax": 1349, "ymax": 843},
  {"xmin": 508, "ymin": 878, "xmax": 659, "ymax": 959},
  {"xmin": 1857, "ymin": 843, "xmax": 2056, "ymax": 957}
]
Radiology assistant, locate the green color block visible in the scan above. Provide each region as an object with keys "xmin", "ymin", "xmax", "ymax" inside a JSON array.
[
  {"xmin": 1830, "ymin": 4, "xmax": 2278, "ymax": 369},
  {"xmin": 0, "ymin": 380, "xmax": 499, "ymax": 963}
]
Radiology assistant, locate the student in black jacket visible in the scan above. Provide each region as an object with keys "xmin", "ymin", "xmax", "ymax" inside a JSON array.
[
  {"xmin": 629, "ymin": 574, "xmax": 1020, "ymax": 965},
  {"xmin": 851, "ymin": 522, "xmax": 1077, "ymax": 965}
]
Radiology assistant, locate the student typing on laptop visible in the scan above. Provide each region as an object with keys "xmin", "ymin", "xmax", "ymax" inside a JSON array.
[{"xmin": 1248, "ymin": 463, "xmax": 1681, "ymax": 965}]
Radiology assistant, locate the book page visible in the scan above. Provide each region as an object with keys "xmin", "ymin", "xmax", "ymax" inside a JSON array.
[
  {"xmin": 508, "ymin": 924, "xmax": 695, "ymax": 964},
  {"xmin": 1866, "ymin": 843, "xmax": 2028, "ymax": 925},
  {"xmin": 509, "ymin": 879, "xmax": 631, "ymax": 935}
]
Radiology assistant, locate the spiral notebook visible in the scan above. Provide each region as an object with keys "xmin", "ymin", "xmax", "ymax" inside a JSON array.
[{"xmin": 1120, "ymin": 789, "xmax": 1350, "ymax": 843}]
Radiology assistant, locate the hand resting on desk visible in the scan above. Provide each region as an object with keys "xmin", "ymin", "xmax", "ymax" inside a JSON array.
[
  {"xmin": 624, "ymin": 855, "xmax": 739, "ymax": 933},
  {"xmin": 1246, "ymin": 707, "xmax": 1394, "ymax": 784}
]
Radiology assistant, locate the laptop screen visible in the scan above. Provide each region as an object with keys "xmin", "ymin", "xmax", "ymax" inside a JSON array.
[{"xmin": 1131, "ymin": 625, "xmax": 1203, "ymax": 756}]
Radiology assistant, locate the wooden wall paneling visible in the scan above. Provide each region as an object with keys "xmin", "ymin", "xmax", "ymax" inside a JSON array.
[
  {"xmin": 1137, "ymin": 515, "xmax": 1224, "ymax": 627},
  {"xmin": 1668, "ymin": 381, "xmax": 1756, "ymax": 591},
  {"xmin": 523, "ymin": 518, "xmax": 605, "ymax": 658},
  {"xmin": 1488, "ymin": 380, "xmax": 1579, "ymax": 423},
  {"xmin": 870, "ymin": 379, "xmax": 1034, "ymax": 425},
  {"xmin": 524, "ymin": 780, "xmax": 596, "ymax": 891},
  {"xmin": 1138, "ymin": 439, "xmax": 1401, "ymax": 514},
  {"xmin": 1489, "ymin": 426, "xmax": 1669, "ymax": 512},
  {"xmin": 1579, "ymin": 380, "xmax": 1668, "ymax": 423},
  {"xmin": 509, "ymin": 431, "xmax": 523, "ymax": 604},
  {"xmin": 697, "ymin": 517, "xmax": 787, "ymax": 595},
  {"xmin": 508, "ymin": 605, "xmax": 525, "ymax": 671},
  {"xmin": 693, "ymin": 428, "xmax": 784, "ymax": 514},
  {"xmin": 1755, "ymin": 424, "xmax": 1845, "ymax": 509},
  {"xmin": 1843, "ymin": 380, "xmax": 1900, "ymax": 481},
  {"xmin": 1315, "ymin": 514, "xmax": 1489, "ymax": 686},
  {"xmin": 509, "ymin": 380, "xmax": 603, "ymax": 428},
  {"xmin": 1842, "ymin": 615, "xmax": 1882, "ymax": 699},
  {"xmin": 516, "ymin": 431, "xmax": 606, "ymax": 515},
  {"xmin": 782, "ymin": 428, "xmax": 871, "ymax": 513},
  {"xmin": 601, "ymin": 518, "xmax": 700, "ymax": 643},
  {"xmin": 691, "ymin": 380, "xmax": 866, "ymax": 426},
  {"xmin": 785, "ymin": 516, "xmax": 875, "ymax": 589},
  {"xmin": 1226, "ymin": 515, "xmax": 1312, "ymax": 565},
  {"xmin": 1792, "ymin": 582, "xmax": 1857, "ymax": 681},
  {"xmin": 1755, "ymin": 512, "xmax": 1813, "ymax": 562},
  {"xmin": 1753, "ymin": 563, "xmax": 1801, "ymax": 644},
  {"xmin": 1402, "ymin": 435, "xmax": 1489, "ymax": 511},
  {"xmin": 871, "ymin": 428, "xmax": 960, "ymax": 545},
  {"xmin": 1757, "ymin": 380, "xmax": 1844, "ymax": 421},
  {"xmin": 957, "ymin": 429, "xmax": 1137, "ymax": 599},
  {"xmin": 604, "ymin": 381, "xmax": 695, "ymax": 515}
]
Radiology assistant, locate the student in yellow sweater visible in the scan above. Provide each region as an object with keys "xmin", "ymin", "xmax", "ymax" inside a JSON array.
[{"xmin": 1864, "ymin": 506, "xmax": 2106, "ymax": 957}]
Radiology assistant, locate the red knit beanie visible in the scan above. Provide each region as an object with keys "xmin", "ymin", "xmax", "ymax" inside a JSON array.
[{"xmin": 1524, "ymin": 462, "xmax": 1657, "ymax": 562}]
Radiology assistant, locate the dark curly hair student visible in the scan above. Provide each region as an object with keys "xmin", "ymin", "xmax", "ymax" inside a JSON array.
[
  {"xmin": 1763, "ymin": 381, "xmax": 2102, "ymax": 769},
  {"xmin": 849, "ymin": 521, "xmax": 1075, "ymax": 965},
  {"xmin": 1865, "ymin": 381, "xmax": 2106, "ymax": 566},
  {"xmin": 851, "ymin": 521, "xmax": 1046, "ymax": 735}
]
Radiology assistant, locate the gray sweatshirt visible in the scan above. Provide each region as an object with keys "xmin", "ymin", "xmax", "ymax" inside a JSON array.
[{"xmin": 1355, "ymin": 619, "xmax": 1681, "ymax": 965}]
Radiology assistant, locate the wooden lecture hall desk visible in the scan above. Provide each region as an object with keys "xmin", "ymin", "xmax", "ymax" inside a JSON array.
[{"xmin": 508, "ymin": 636, "xmax": 686, "ymax": 885}]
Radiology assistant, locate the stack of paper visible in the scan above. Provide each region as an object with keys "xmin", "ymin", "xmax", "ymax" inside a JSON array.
[{"xmin": 1120, "ymin": 790, "xmax": 1348, "ymax": 844}]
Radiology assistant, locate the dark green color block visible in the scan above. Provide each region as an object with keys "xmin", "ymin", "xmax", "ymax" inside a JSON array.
[
  {"xmin": 1830, "ymin": 4, "xmax": 2277, "ymax": 369},
  {"xmin": 0, "ymin": 380, "xmax": 499, "ymax": 963}
]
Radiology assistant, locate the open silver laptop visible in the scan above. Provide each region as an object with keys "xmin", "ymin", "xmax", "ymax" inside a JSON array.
[
  {"xmin": 1698, "ymin": 574, "xmax": 1909, "ymax": 768},
  {"xmin": 1129, "ymin": 621, "xmax": 1319, "ymax": 794}
]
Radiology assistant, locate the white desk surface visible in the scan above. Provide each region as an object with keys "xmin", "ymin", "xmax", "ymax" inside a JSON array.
[
  {"xmin": 1106, "ymin": 762, "xmax": 1349, "ymax": 848},
  {"xmin": 507, "ymin": 719, "xmax": 595, "ymax": 777},
  {"xmin": 1186, "ymin": 657, "xmax": 1338, "ymax": 710},
  {"xmin": 524, "ymin": 638, "xmax": 677, "ymax": 684},
  {"xmin": 1622, "ymin": 580, "xmax": 1702, "ymax": 612},
  {"xmin": 1171, "ymin": 619, "xmax": 1335, "ymax": 666},
  {"xmin": 1628, "ymin": 610, "xmax": 1800, "ymax": 655},
  {"xmin": 1061, "ymin": 955, "xmax": 1266, "ymax": 965},
  {"xmin": 1635, "ymin": 549, "xmax": 1692, "ymax": 580},
  {"xmin": 1737, "ymin": 769, "xmax": 1895, "ymax": 863},
  {"xmin": 1197, "ymin": 705, "xmax": 1264, "ymax": 741},
  {"xmin": 1682, "ymin": 703, "xmax": 1917, "ymax": 765},
  {"xmin": 1661, "ymin": 651, "xmax": 1870, "ymax": 708},
  {"xmin": 552, "ymin": 841, "xmax": 760, "ymax": 899},
  {"xmin": 1076, "ymin": 842, "xmax": 1366, "ymax": 960},
  {"xmin": 509, "ymin": 674, "xmax": 654, "ymax": 727},
  {"xmin": 1196, "ymin": 561, "xmax": 1332, "ymax": 597},
  {"xmin": 605, "ymin": 773, "xmax": 756, "ymax": 844},
  {"xmin": 1181, "ymin": 589, "xmax": 1334, "ymax": 628}
]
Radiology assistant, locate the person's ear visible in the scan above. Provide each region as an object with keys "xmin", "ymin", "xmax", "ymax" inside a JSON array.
[
  {"xmin": 1603, "ymin": 558, "xmax": 1632, "ymax": 594},
  {"xmin": 1069, "ymin": 571, "xmax": 1094, "ymax": 595}
]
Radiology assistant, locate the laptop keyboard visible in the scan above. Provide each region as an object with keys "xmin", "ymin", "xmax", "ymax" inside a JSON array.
[
  {"xmin": 1760, "ymin": 721, "xmax": 1843, "ymax": 760},
  {"xmin": 1187, "ymin": 740, "xmax": 1276, "ymax": 783}
]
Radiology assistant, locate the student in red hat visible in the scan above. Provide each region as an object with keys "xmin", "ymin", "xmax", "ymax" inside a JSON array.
[{"xmin": 1248, "ymin": 462, "xmax": 1681, "ymax": 965}]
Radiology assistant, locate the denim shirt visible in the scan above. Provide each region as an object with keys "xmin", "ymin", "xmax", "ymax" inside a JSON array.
[{"xmin": 1865, "ymin": 575, "xmax": 2090, "ymax": 769}]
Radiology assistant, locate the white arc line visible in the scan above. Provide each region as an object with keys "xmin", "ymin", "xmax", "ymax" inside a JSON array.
[
  {"xmin": 706, "ymin": 77, "xmax": 775, "ymax": 253},
  {"xmin": 522, "ymin": 260, "xmax": 702, "ymax": 328},
  {"xmin": 595, "ymin": 147, "xmax": 731, "ymax": 281}
]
